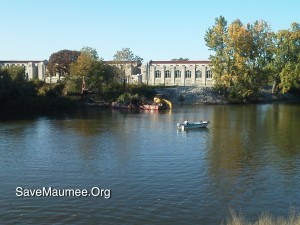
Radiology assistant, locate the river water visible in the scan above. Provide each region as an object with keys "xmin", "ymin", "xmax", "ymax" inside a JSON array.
[{"xmin": 1, "ymin": 104, "xmax": 300, "ymax": 224}]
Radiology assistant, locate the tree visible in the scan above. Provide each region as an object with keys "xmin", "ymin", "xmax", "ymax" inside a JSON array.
[
  {"xmin": 81, "ymin": 46, "xmax": 100, "ymax": 60},
  {"xmin": 70, "ymin": 52, "xmax": 94, "ymax": 78},
  {"xmin": 171, "ymin": 58, "xmax": 189, "ymax": 61},
  {"xmin": 4, "ymin": 65, "xmax": 26, "ymax": 82},
  {"xmin": 273, "ymin": 23, "xmax": 300, "ymax": 93},
  {"xmin": 204, "ymin": 16, "xmax": 229, "ymax": 91},
  {"xmin": 0, "ymin": 65, "xmax": 36, "ymax": 101},
  {"xmin": 113, "ymin": 47, "xmax": 143, "ymax": 62},
  {"xmin": 68, "ymin": 50, "xmax": 98, "ymax": 93},
  {"xmin": 67, "ymin": 47, "xmax": 118, "ymax": 93},
  {"xmin": 47, "ymin": 49, "xmax": 80, "ymax": 76},
  {"xmin": 205, "ymin": 16, "xmax": 274, "ymax": 102}
]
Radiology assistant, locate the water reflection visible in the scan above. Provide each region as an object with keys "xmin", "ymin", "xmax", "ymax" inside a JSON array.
[
  {"xmin": 1, "ymin": 104, "xmax": 300, "ymax": 224},
  {"xmin": 207, "ymin": 104, "xmax": 300, "ymax": 214}
]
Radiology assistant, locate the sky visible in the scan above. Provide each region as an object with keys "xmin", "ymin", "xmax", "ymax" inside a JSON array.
[{"xmin": 1, "ymin": 0, "xmax": 300, "ymax": 62}]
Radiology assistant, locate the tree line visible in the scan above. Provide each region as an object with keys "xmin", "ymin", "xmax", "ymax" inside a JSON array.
[
  {"xmin": 205, "ymin": 16, "xmax": 300, "ymax": 102},
  {"xmin": 47, "ymin": 47, "xmax": 143, "ymax": 94},
  {"xmin": 0, "ymin": 47, "xmax": 156, "ymax": 112},
  {"xmin": 2, "ymin": 16, "xmax": 300, "ymax": 110}
]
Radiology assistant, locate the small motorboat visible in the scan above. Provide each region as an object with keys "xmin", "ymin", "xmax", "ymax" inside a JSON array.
[{"xmin": 177, "ymin": 120, "xmax": 210, "ymax": 131}]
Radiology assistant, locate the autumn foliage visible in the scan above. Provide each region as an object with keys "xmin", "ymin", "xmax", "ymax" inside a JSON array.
[{"xmin": 205, "ymin": 16, "xmax": 300, "ymax": 102}]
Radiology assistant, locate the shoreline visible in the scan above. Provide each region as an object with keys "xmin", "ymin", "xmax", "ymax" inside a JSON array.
[
  {"xmin": 1, "ymin": 86, "xmax": 299, "ymax": 118},
  {"xmin": 155, "ymin": 86, "xmax": 300, "ymax": 105}
]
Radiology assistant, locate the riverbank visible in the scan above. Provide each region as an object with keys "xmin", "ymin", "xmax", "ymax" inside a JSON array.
[
  {"xmin": 1, "ymin": 85, "xmax": 299, "ymax": 117},
  {"xmin": 155, "ymin": 86, "xmax": 300, "ymax": 105}
]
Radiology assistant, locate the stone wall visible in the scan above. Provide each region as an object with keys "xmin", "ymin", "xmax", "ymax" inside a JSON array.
[
  {"xmin": 155, "ymin": 87, "xmax": 227, "ymax": 104},
  {"xmin": 155, "ymin": 86, "xmax": 299, "ymax": 105}
]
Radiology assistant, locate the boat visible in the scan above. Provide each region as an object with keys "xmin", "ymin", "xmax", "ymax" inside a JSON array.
[{"xmin": 177, "ymin": 121, "xmax": 210, "ymax": 131}]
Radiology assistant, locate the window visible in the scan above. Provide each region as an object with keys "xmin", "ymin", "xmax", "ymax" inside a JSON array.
[
  {"xmin": 185, "ymin": 70, "xmax": 191, "ymax": 78},
  {"xmin": 155, "ymin": 70, "xmax": 161, "ymax": 78},
  {"xmin": 175, "ymin": 70, "xmax": 181, "ymax": 78},
  {"xmin": 196, "ymin": 70, "xmax": 202, "ymax": 78},
  {"xmin": 165, "ymin": 70, "xmax": 171, "ymax": 78},
  {"xmin": 206, "ymin": 70, "xmax": 212, "ymax": 79}
]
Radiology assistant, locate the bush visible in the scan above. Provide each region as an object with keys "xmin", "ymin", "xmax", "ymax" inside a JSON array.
[
  {"xmin": 38, "ymin": 83, "xmax": 65, "ymax": 97},
  {"xmin": 63, "ymin": 76, "xmax": 82, "ymax": 94},
  {"xmin": 117, "ymin": 93, "xmax": 142, "ymax": 105},
  {"xmin": 126, "ymin": 84, "xmax": 157, "ymax": 99}
]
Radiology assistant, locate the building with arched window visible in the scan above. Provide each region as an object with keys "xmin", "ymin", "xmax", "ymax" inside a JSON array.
[{"xmin": 141, "ymin": 60, "xmax": 213, "ymax": 86}]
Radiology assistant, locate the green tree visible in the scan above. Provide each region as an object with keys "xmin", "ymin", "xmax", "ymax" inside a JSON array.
[
  {"xmin": 0, "ymin": 65, "xmax": 37, "ymax": 101},
  {"xmin": 67, "ymin": 47, "xmax": 117, "ymax": 93},
  {"xmin": 81, "ymin": 46, "xmax": 100, "ymax": 60},
  {"xmin": 273, "ymin": 23, "xmax": 300, "ymax": 93},
  {"xmin": 204, "ymin": 16, "xmax": 229, "ymax": 91},
  {"xmin": 205, "ymin": 16, "xmax": 274, "ymax": 102},
  {"xmin": 171, "ymin": 58, "xmax": 189, "ymax": 61},
  {"xmin": 113, "ymin": 47, "xmax": 143, "ymax": 62},
  {"xmin": 70, "ymin": 52, "xmax": 94, "ymax": 78},
  {"xmin": 5, "ymin": 65, "xmax": 26, "ymax": 82}
]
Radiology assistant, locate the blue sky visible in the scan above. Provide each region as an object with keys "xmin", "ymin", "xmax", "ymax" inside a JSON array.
[{"xmin": 1, "ymin": 0, "xmax": 300, "ymax": 62}]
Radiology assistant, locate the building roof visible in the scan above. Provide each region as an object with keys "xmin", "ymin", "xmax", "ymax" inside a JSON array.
[
  {"xmin": 149, "ymin": 60, "xmax": 210, "ymax": 64},
  {"xmin": 104, "ymin": 60, "xmax": 140, "ymax": 64},
  {"xmin": 0, "ymin": 60, "xmax": 46, "ymax": 64}
]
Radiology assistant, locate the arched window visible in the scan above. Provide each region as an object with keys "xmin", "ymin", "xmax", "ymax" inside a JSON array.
[
  {"xmin": 155, "ymin": 70, "xmax": 161, "ymax": 78},
  {"xmin": 185, "ymin": 70, "xmax": 191, "ymax": 78},
  {"xmin": 165, "ymin": 70, "xmax": 171, "ymax": 78},
  {"xmin": 175, "ymin": 70, "xmax": 181, "ymax": 78},
  {"xmin": 196, "ymin": 70, "xmax": 202, "ymax": 78},
  {"xmin": 206, "ymin": 70, "xmax": 212, "ymax": 79}
]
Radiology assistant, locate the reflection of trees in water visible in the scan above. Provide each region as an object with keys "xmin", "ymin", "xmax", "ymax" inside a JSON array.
[
  {"xmin": 207, "ymin": 104, "xmax": 300, "ymax": 192},
  {"xmin": 271, "ymin": 104, "xmax": 300, "ymax": 155}
]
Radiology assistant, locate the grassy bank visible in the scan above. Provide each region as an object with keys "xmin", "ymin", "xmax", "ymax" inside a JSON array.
[{"xmin": 224, "ymin": 209, "xmax": 300, "ymax": 225}]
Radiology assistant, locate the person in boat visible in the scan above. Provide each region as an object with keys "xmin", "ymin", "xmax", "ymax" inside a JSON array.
[{"xmin": 183, "ymin": 119, "xmax": 189, "ymax": 125}]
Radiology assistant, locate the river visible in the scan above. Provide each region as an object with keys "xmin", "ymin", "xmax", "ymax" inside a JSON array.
[{"xmin": 1, "ymin": 103, "xmax": 300, "ymax": 224}]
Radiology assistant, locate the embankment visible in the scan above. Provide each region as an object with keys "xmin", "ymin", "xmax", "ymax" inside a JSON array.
[{"xmin": 155, "ymin": 86, "xmax": 299, "ymax": 104}]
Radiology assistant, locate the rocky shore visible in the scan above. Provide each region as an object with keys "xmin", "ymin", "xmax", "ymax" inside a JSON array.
[{"xmin": 155, "ymin": 86, "xmax": 299, "ymax": 104}]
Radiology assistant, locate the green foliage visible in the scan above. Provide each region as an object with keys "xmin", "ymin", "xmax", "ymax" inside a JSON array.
[
  {"xmin": 37, "ymin": 83, "xmax": 65, "ymax": 97},
  {"xmin": 274, "ymin": 24, "xmax": 300, "ymax": 93},
  {"xmin": 125, "ymin": 84, "xmax": 157, "ymax": 99},
  {"xmin": 113, "ymin": 47, "xmax": 143, "ymax": 62},
  {"xmin": 81, "ymin": 46, "xmax": 100, "ymax": 60},
  {"xmin": 117, "ymin": 93, "xmax": 135, "ymax": 104},
  {"xmin": 96, "ymin": 83, "xmax": 156, "ymax": 104},
  {"xmin": 5, "ymin": 65, "xmax": 26, "ymax": 82},
  {"xmin": 114, "ymin": 84, "xmax": 157, "ymax": 106},
  {"xmin": 87, "ymin": 61, "xmax": 117, "ymax": 90},
  {"xmin": 0, "ymin": 66, "xmax": 76, "ymax": 112},
  {"xmin": 116, "ymin": 92, "xmax": 144, "ymax": 106},
  {"xmin": 0, "ymin": 65, "xmax": 35, "ymax": 101},
  {"xmin": 69, "ymin": 52, "xmax": 94, "ymax": 78},
  {"xmin": 171, "ymin": 58, "xmax": 189, "ymax": 61},
  {"xmin": 100, "ymin": 82, "xmax": 124, "ymax": 103},
  {"xmin": 205, "ymin": 16, "xmax": 275, "ymax": 102},
  {"xmin": 68, "ymin": 47, "xmax": 119, "ymax": 94},
  {"xmin": 63, "ymin": 76, "xmax": 82, "ymax": 94}
]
